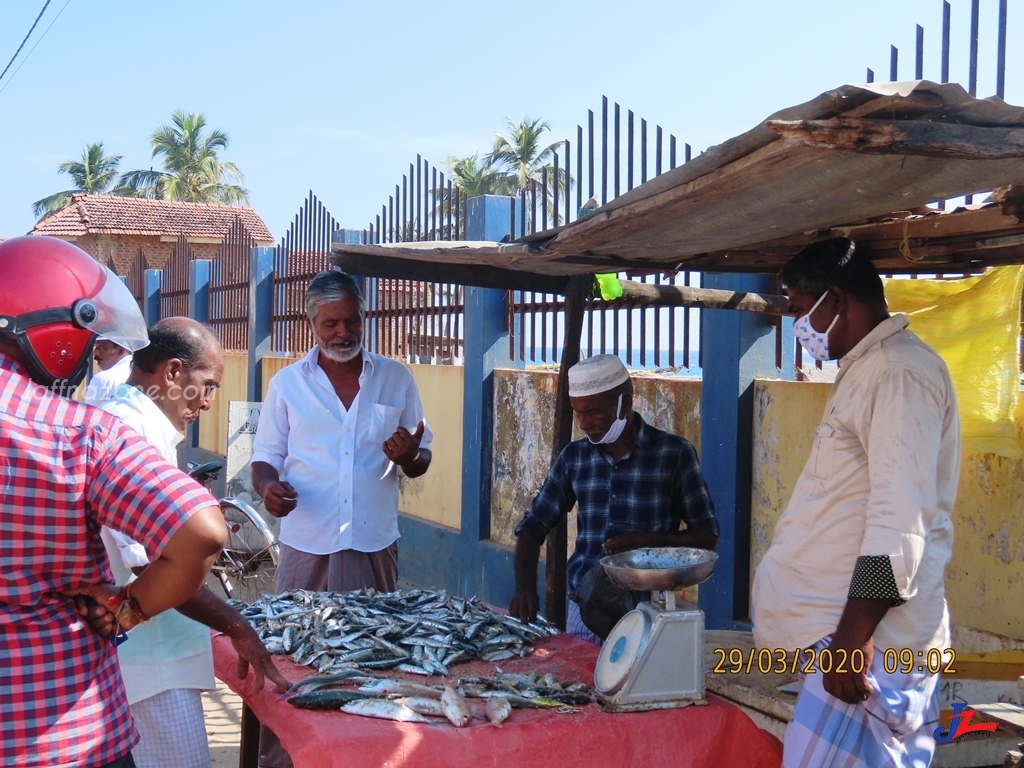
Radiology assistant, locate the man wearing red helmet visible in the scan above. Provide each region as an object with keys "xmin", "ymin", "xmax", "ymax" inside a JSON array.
[{"xmin": 0, "ymin": 236, "xmax": 228, "ymax": 768}]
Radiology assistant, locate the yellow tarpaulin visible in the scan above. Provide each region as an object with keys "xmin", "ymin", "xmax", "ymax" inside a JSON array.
[{"xmin": 883, "ymin": 266, "xmax": 1024, "ymax": 459}]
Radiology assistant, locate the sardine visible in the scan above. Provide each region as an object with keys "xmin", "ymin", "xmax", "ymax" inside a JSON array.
[{"xmin": 358, "ymin": 679, "xmax": 444, "ymax": 698}]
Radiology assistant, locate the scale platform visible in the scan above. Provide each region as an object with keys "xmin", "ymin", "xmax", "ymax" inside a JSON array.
[{"xmin": 592, "ymin": 547, "xmax": 716, "ymax": 713}]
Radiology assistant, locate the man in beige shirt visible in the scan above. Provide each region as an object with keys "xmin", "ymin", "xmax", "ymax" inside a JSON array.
[{"xmin": 752, "ymin": 238, "xmax": 960, "ymax": 768}]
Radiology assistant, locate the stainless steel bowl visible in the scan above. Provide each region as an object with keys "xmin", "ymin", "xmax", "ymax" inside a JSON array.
[{"xmin": 600, "ymin": 547, "xmax": 718, "ymax": 591}]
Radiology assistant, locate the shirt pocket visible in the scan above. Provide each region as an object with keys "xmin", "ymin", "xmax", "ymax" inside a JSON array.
[
  {"xmin": 371, "ymin": 404, "xmax": 403, "ymax": 444},
  {"xmin": 807, "ymin": 423, "xmax": 836, "ymax": 480}
]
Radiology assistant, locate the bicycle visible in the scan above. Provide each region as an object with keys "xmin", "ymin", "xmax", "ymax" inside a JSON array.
[{"xmin": 187, "ymin": 461, "xmax": 279, "ymax": 604}]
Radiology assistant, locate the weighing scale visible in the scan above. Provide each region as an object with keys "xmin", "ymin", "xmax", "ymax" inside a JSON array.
[{"xmin": 593, "ymin": 547, "xmax": 718, "ymax": 712}]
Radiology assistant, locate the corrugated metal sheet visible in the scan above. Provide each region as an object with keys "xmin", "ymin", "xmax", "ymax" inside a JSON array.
[{"xmin": 333, "ymin": 81, "xmax": 1024, "ymax": 287}]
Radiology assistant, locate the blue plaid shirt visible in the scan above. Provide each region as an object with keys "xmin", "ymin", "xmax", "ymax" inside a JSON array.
[{"xmin": 515, "ymin": 414, "xmax": 718, "ymax": 591}]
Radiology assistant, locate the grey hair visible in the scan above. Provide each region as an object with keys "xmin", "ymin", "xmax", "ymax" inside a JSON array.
[{"xmin": 304, "ymin": 268, "xmax": 366, "ymax": 321}]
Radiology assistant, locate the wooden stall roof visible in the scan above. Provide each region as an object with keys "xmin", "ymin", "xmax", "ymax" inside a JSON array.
[{"xmin": 333, "ymin": 81, "xmax": 1024, "ymax": 291}]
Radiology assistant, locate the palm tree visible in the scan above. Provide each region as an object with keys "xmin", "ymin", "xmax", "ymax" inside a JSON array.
[
  {"xmin": 118, "ymin": 110, "xmax": 249, "ymax": 204},
  {"xmin": 32, "ymin": 142, "xmax": 124, "ymax": 220},
  {"xmin": 487, "ymin": 117, "xmax": 571, "ymax": 226},
  {"xmin": 442, "ymin": 153, "xmax": 507, "ymax": 198}
]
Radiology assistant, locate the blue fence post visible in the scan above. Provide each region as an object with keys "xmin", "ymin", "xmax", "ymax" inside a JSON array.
[
  {"xmin": 698, "ymin": 273, "xmax": 785, "ymax": 631},
  {"xmin": 184, "ymin": 260, "xmax": 212, "ymax": 448},
  {"xmin": 247, "ymin": 247, "xmax": 275, "ymax": 402},
  {"xmin": 461, "ymin": 195, "xmax": 515, "ymax": 555},
  {"xmin": 143, "ymin": 269, "xmax": 162, "ymax": 326},
  {"xmin": 188, "ymin": 260, "xmax": 211, "ymax": 324}
]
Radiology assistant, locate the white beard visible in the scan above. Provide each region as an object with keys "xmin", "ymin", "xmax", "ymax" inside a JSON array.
[{"xmin": 319, "ymin": 339, "xmax": 362, "ymax": 363}]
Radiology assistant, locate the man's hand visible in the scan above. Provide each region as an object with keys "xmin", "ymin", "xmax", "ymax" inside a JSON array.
[
  {"xmin": 226, "ymin": 624, "xmax": 291, "ymax": 694},
  {"xmin": 509, "ymin": 590, "xmax": 539, "ymax": 624},
  {"xmin": 383, "ymin": 421, "xmax": 424, "ymax": 467},
  {"xmin": 822, "ymin": 634, "xmax": 874, "ymax": 704},
  {"xmin": 821, "ymin": 597, "xmax": 889, "ymax": 704},
  {"xmin": 69, "ymin": 590, "xmax": 119, "ymax": 638},
  {"xmin": 262, "ymin": 480, "xmax": 298, "ymax": 518}
]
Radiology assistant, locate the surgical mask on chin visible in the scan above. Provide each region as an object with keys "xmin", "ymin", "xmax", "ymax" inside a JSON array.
[
  {"xmin": 792, "ymin": 291, "xmax": 838, "ymax": 362},
  {"xmin": 589, "ymin": 394, "xmax": 628, "ymax": 445}
]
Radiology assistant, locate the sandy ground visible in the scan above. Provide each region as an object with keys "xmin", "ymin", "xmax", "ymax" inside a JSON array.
[{"xmin": 203, "ymin": 678, "xmax": 244, "ymax": 767}]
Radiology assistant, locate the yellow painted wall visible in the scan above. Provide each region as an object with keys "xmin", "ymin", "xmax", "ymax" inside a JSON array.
[
  {"xmin": 197, "ymin": 352, "xmax": 248, "ymax": 456},
  {"xmin": 256, "ymin": 356, "xmax": 462, "ymax": 530},
  {"xmin": 400, "ymin": 364, "xmax": 463, "ymax": 529},
  {"xmin": 261, "ymin": 356, "xmax": 297, "ymax": 399},
  {"xmin": 751, "ymin": 379, "xmax": 1024, "ymax": 640}
]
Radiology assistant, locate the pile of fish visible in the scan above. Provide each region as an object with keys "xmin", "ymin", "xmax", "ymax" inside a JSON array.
[
  {"xmin": 285, "ymin": 670, "xmax": 594, "ymax": 727},
  {"xmin": 232, "ymin": 587, "xmax": 561, "ymax": 676}
]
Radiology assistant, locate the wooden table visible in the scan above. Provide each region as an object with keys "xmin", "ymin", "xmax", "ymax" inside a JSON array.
[{"xmin": 213, "ymin": 632, "xmax": 783, "ymax": 768}]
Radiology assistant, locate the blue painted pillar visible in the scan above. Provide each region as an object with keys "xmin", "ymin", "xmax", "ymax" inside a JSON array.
[
  {"xmin": 699, "ymin": 273, "xmax": 787, "ymax": 630},
  {"xmin": 186, "ymin": 260, "xmax": 212, "ymax": 447},
  {"xmin": 143, "ymin": 269, "xmax": 162, "ymax": 326},
  {"xmin": 188, "ymin": 260, "xmax": 211, "ymax": 324},
  {"xmin": 462, "ymin": 196, "xmax": 517, "ymax": 548},
  {"xmin": 247, "ymin": 247, "xmax": 275, "ymax": 402}
]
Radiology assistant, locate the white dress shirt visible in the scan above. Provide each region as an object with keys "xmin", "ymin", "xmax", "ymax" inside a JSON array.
[
  {"xmin": 252, "ymin": 346, "xmax": 432, "ymax": 555},
  {"xmin": 84, "ymin": 354, "xmax": 132, "ymax": 405},
  {"xmin": 97, "ymin": 384, "xmax": 215, "ymax": 704},
  {"xmin": 752, "ymin": 315, "xmax": 960, "ymax": 654}
]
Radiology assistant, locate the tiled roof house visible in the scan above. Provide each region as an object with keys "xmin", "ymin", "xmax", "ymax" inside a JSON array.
[{"xmin": 29, "ymin": 194, "xmax": 275, "ymax": 276}]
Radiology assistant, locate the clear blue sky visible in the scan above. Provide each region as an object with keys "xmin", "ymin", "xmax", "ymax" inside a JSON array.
[{"xmin": 0, "ymin": 0, "xmax": 1018, "ymax": 240}]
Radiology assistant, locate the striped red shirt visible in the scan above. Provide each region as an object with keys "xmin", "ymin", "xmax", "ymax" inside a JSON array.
[{"xmin": 0, "ymin": 354, "xmax": 216, "ymax": 767}]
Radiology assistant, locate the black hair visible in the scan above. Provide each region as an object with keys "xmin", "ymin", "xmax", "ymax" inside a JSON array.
[
  {"xmin": 779, "ymin": 238, "xmax": 886, "ymax": 306},
  {"xmin": 132, "ymin": 319, "xmax": 208, "ymax": 373}
]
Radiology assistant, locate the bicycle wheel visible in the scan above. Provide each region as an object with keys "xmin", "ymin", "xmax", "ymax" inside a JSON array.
[{"xmin": 215, "ymin": 497, "xmax": 278, "ymax": 604}]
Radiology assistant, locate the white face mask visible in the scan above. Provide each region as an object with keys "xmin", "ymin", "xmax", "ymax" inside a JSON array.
[
  {"xmin": 588, "ymin": 394, "xmax": 629, "ymax": 445},
  {"xmin": 792, "ymin": 291, "xmax": 838, "ymax": 362}
]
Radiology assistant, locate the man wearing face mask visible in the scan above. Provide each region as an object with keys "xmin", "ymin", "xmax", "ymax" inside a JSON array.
[
  {"xmin": 509, "ymin": 353, "xmax": 718, "ymax": 644},
  {"xmin": 752, "ymin": 238, "xmax": 960, "ymax": 767}
]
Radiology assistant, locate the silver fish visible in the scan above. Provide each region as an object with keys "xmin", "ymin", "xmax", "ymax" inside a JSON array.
[
  {"xmin": 484, "ymin": 697, "xmax": 512, "ymax": 726},
  {"xmin": 441, "ymin": 685, "xmax": 472, "ymax": 727},
  {"xmin": 393, "ymin": 696, "xmax": 445, "ymax": 718},
  {"xmin": 340, "ymin": 699, "xmax": 431, "ymax": 723}
]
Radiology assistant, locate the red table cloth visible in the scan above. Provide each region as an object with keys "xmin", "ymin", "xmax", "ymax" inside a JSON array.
[{"xmin": 213, "ymin": 632, "xmax": 783, "ymax": 768}]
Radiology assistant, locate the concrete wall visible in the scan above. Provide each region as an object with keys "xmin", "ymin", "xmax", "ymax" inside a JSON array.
[
  {"xmin": 75, "ymin": 233, "xmax": 220, "ymax": 274},
  {"xmin": 399, "ymin": 364, "xmax": 463, "ymax": 529},
  {"xmin": 752, "ymin": 379, "xmax": 1024, "ymax": 640},
  {"xmin": 197, "ymin": 357, "xmax": 1024, "ymax": 640},
  {"xmin": 197, "ymin": 352, "xmax": 248, "ymax": 456}
]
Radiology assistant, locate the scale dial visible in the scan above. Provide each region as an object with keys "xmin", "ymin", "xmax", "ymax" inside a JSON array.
[{"xmin": 594, "ymin": 608, "xmax": 650, "ymax": 693}]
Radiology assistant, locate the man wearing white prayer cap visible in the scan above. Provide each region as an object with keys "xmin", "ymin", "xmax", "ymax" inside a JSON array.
[{"xmin": 509, "ymin": 353, "xmax": 719, "ymax": 644}]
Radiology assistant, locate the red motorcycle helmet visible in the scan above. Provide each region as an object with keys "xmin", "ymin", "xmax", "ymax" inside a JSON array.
[{"xmin": 0, "ymin": 236, "xmax": 148, "ymax": 390}]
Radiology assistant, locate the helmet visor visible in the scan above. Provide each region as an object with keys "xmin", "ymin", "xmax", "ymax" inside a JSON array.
[{"xmin": 88, "ymin": 266, "xmax": 149, "ymax": 351}]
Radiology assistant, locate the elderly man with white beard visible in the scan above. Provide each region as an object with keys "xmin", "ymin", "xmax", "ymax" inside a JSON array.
[
  {"xmin": 251, "ymin": 268, "xmax": 433, "ymax": 767},
  {"xmin": 252, "ymin": 268, "xmax": 432, "ymax": 593}
]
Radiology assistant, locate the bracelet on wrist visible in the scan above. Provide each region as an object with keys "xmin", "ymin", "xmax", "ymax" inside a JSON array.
[{"xmin": 106, "ymin": 583, "xmax": 151, "ymax": 631}]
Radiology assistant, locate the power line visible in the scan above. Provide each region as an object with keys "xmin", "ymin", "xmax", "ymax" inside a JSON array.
[
  {"xmin": 0, "ymin": 0, "xmax": 51, "ymax": 83},
  {"xmin": 0, "ymin": 0, "xmax": 71, "ymax": 96}
]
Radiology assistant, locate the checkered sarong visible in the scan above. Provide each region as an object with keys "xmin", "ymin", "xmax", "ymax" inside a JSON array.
[
  {"xmin": 783, "ymin": 638, "xmax": 940, "ymax": 768},
  {"xmin": 131, "ymin": 688, "xmax": 210, "ymax": 768}
]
